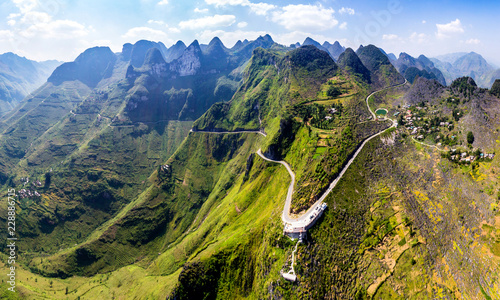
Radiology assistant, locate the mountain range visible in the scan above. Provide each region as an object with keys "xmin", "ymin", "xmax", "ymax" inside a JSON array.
[
  {"xmin": 0, "ymin": 53, "xmax": 61, "ymax": 115},
  {"xmin": 0, "ymin": 34, "xmax": 500, "ymax": 299},
  {"xmin": 431, "ymin": 52, "xmax": 500, "ymax": 88}
]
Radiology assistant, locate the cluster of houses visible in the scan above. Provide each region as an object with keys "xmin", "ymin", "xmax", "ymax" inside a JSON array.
[
  {"xmin": 400, "ymin": 105, "xmax": 455, "ymax": 142},
  {"xmin": 324, "ymin": 108, "xmax": 338, "ymax": 120},
  {"xmin": 20, "ymin": 177, "xmax": 42, "ymax": 187},
  {"xmin": 405, "ymin": 110, "xmax": 424, "ymax": 139},
  {"xmin": 17, "ymin": 177, "xmax": 43, "ymax": 199},
  {"xmin": 450, "ymin": 150, "xmax": 495, "ymax": 163},
  {"xmin": 18, "ymin": 189, "xmax": 41, "ymax": 199}
]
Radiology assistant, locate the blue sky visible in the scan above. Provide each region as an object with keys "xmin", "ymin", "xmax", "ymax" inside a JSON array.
[{"xmin": 0, "ymin": 0, "xmax": 499, "ymax": 65}]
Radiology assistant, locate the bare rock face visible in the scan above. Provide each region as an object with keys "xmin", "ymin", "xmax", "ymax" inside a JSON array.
[
  {"xmin": 169, "ymin": 41, "xmax": 201, "ymax": 77},
  {"xmin": 143, "ymin": 48, "xmax": 168, "ymax": 78}
]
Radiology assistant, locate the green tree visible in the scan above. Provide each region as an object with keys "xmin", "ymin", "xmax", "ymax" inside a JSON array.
[
  {"xmin": 44, "ymin": 172, "xmax": 51, "ymax": 189},
  {"xmin": 467, "ymin": 131, "xmax": 474, "ymax": 144},
  {"xmin": 326, "ymin": 85, "xmax": 341, "ymax": 97},
  {"xmin": 491, "ymin": 79, "xmax": 500, "ymax": 97}
]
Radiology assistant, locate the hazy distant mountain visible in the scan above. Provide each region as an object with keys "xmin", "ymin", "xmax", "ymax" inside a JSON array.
[
  {"xmin": 231, "ymin": 40, "xmax": 244, "ymax": 51},
  {"xmin": 434, "ymin": 52, "xmax": 468, "ymax": 64},
  {"xmin": 394, "ymin": 52, "xmax": 446, "ymax": 85},
  {"xmin": 48, "ymin": 46, "xmax": 117, "ymax": 88},
  {"xmin": 165, "ymin": 40, "xmax": 187, "ymax": 62},
  {"xmin": 234, "ymin": 34, "xmax": 275, "ymax": 58},
  {"xmin": 378, "ymin": 47, "xmax": 397, "ymax": 63},
  {"xmin": 129, "ymin": 40, "xmax": 168, "ymax": 67},
  {"xmin": 322, "ymin": 41, "xmax": 345, "ymax": 60},
  {"xmin": 454, "ymin": 52, "xmax": 494, "ymax": 76},
  {"xmin": 0, "ymin": 53, "xmax": 61, "ymax": 114},
  {"xmin": 302, "ymin": 37, "xmax": 346, "ymax": 61},
  {"xmin": 302, "ymin": 37, "xmax": 329, "ymax": 53},
  {"xmin": 486, "ymin": 69, "xmax": 500, "ymax": 88},
  {"xmin": 431, "ymin": 52, "xmax": 500, "ymax": 87}
]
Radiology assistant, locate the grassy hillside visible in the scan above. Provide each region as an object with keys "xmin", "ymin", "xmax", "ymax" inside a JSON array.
[
  {"xmin": 1, "ymin": 41, "xmax": 500, "ymax": 300},
  {"xmin": 193, "ymin": 46, "xmax": 338, "ymax": 133},
  {"xmin": 356, "ymin": 45, "xmax": 405, "ymax": 90}
]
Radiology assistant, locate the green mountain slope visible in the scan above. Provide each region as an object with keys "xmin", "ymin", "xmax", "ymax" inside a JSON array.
[
  {"xmin": 1, "ymin": 38, "xmax": 500, "ymax": 300},
  {"xmin": 0, "ymin": 35, "xmax": 283, "ymax": 278},
  {"xmin": 356, "ymin": 45, "xmax": 405, "ymax": 89},
  {"xmin": 0, "ymin": 52, "xmax": 61, "ymax": 115},
  {"xmin": 193, "ymin": 45, "xmax": 338, "ymax": 132},
  {"xmin": 337, "ymin": 48, "xmax": 371, "ymax": 83}
]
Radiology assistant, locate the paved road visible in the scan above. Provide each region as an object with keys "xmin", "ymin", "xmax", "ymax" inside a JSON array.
[
  {"xmin": 256, "ymin": 149, "xmax": 295, "ymax": 223},
  {"xmin": 257, "ymin": 79, "xmax": 407, "ymax": 226},
  {"xmin": 193, "ymin": 79, "xmax": 406, "ymax": 228},
  {"xmin": 190, "ymin": 128, "xmax": 267, "ymax": 137},
  {"xmin": 411, "ymin": 136, "xmax": 446, "ymax": 152},
  {"xmin": 366, "ymin": 79, "xmax": 408, "ymax": 120}
]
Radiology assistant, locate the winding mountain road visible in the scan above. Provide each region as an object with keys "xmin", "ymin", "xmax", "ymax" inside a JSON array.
[
  {"xmin": 411, "ymin": 136, "xmax": 447, "ymax": 152},
  {"xmin": 258, "ymin": 79, "xmax": 407, "ymax": 227},
  {"xmin": 190, "ymin": 128, "xmax": 267, "ymax": 137},
  {"xmin": 366, "ymin": 79, "xmax": 407, "ymax": 120},
  {"xmin": 191, "ymin": 79, "xmax": 407, "ymax": 230},
  {"xmin": 192, "ymin": 79, "xmax": 407, "ymax": 282}
]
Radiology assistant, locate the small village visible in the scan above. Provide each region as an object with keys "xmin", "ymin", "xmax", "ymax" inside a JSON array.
[
  {"xmin": 384, "ymin": 102, "xmax": 495, "ymax": 164},
  {"xmin": 18, "ymin": 176, "xmax": 43, "ymax": 199}
]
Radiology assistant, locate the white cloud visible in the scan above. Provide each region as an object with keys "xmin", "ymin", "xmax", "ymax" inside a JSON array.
[
  {"xmin": 21, "ymin": 11, "xmax": 52, "ymax": 25},
  {"xmin": 436, "ymin": 19, "xmax": 464, "ymax": 39},
  {"xmin": 339, "ymin": 22, "xmax": 347, "ymax": 30},
  {"xmin": 272, "ymin": 4, "xmax": 338, "ymax": 32},
  {"xmin": 339, "ymin": 7, "xmax": 355, "ymax": 15},
  {"xmin": 179, "ymin": 14, "xmax": 236, "ymax": 30},
  {"xmin": 8, "ymin": 13, "xmax": 21, "ymax": 19},
  {"xmin": 248, "ymin": 3, "xmax": 276, "ymax": 15},
  {"xmin": 0, "ymin": 30, "xmax": 14, "ymax": 39},
  {"xmin": 122, "ymin": 27, "xmax": 167, "ymax": 40},
  {"xmin": 382, "ymin": 34, "xmax": 399, "ymax": 41},
  {"xmin": 422, "ymin": 20, "xmax": 426, "ymax": 24},
  {"xmin": 91, "ymin": 39, "xmax": 112, "ymax": 46},
  {"xmin": 147, "ymin": 20, "xmax": 180, "ymax": 33},
  {"xmin": 11, "ymin": 0, "xmax": 37, "ymax": 14},
  {"xmin": 205, "ymin": 0, "xmax": 275, "ymax": 15},
  {"xmin": 168, "ymin": 27, "xmax": 181, "ymax": 33},
  {"xmin": 148, "ymin": 20, "xmax": 166, "ymax": 26},
  {"xmin": 410, "ymin": 32, "xmax": 428, "ymax": 44},
  {"xmin": 42, "ymin": 20, "xmax": 88, "ymax": 38},
  {"xmin": 194, "ymin": 8, "xmax": 209, "ymax": 13},
  {"xmin": 0, "ymin": 1, "xmax": 95, "ymax": 61},
  {"xmin": 237, "ymin": 22, "xmax": 248, "ymax": 28},
  {"xmin": 465, "ymin": 38, "xmax": 480, "ymax": 45},
  {"xmin": 205, "ymin": 0, "xmax": 247, "ymax": 6},
  {"xmin": 7, "ymin": 0, "xmax": 90, "ymax": 40},
  {"xmin": 157, "ymin": 0, "xmax": 168, "ymax": 5}
]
